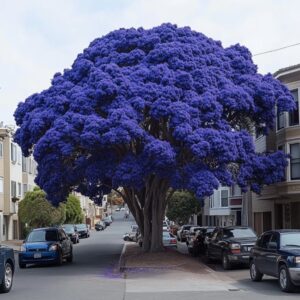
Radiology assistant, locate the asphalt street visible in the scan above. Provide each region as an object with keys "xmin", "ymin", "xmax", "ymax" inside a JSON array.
[
  {"xmin": 3, "ymin": 211, "xmax": 132, "ymax": 300},
  {"xmin": 3, "ymin": 214, "xmax": 300, "ymax": 300}
]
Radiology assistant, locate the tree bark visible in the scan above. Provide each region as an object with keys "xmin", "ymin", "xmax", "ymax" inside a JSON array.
[{"xmin": 121, "ymin": 176, "xmax": 169, "ymax": 252}]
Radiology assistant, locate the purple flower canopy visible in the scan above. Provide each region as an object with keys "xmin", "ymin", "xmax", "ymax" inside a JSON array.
[{"xmin": 14, "ymin": 24, "xmax": 294, "ymax": 205}]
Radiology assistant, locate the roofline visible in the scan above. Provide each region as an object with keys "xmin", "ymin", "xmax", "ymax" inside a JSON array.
[{"xmin": 274, "ymin": 64, "xmax": 300, "ymax": 79}]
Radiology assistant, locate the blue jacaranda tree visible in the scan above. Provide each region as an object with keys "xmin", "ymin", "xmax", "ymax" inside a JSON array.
[{"xmin": 14, "ymin": 24, "xmax": 294, "ymax": 252}]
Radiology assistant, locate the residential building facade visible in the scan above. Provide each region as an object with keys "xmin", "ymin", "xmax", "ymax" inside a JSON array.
[
  {"xmin": 75, "ymin": 192, "xmax": 104, "ymax": 228},
  {"xmin": 201, "ymin": 184, "xmax": 243, "ymax": 227},
  {"xmin": 0, "ymin": 124, "xmax": 37, "ymax": 242},
  {"xmin": 250, "ymin": 64, "xmax": 300, "ymax": 234}
]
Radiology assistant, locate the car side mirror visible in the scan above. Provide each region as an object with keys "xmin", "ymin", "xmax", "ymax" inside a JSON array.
[{"xmin": 268, "ymin": 242, "xmax": 278, "ymax": 250}]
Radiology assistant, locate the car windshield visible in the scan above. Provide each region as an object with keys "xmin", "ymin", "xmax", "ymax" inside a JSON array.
[
  {"xmin": 27, "ymin": 230, "xmax": 58, "ymax": 242},
  {"xmin": 281, "ymin": 233, "xmax": 300, "ymax": 247},
  {"xmin": 223, "ymin": 228, "xmax": 256, "ymax": 238},
  {"xmin": 63, "ymin": 225, "xmax": 74, "ymax": 233},
  {"xmin": 76, "ymin": 224, "xmax": 87, "ymax": 229}
]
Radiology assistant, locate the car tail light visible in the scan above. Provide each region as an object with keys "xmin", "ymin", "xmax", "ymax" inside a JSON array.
[
  {"xmin": 231, "ymin": 249, "xmax": 241, "ymax": 254},
  {"xmin": 230, "ymin": 243, "xmax": 241, "ymax": 254},
  {"xmin": 170, "ymin": 239, "xmax": 177, "ymax": 244}
]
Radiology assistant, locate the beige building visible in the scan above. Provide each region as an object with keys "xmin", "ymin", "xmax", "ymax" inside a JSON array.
[
  {"xmin": 250, "ymin": 64, "xmax": 300, "ymax": 234},
  {"xmin": 202, "ymin": 184, "xmax": 243, "ymax": 227},
  {"xmin": 0, "ymin": 124, "xmax": 37, "ymax": 242},
  {"xmin": 74, "ymin": 192, "xmax": 104, "ymax": 228}
]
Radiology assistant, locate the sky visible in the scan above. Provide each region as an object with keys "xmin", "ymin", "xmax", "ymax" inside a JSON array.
[{"xmin": 1, "ymin": 0, "xmax": 300, "ymax": 126}]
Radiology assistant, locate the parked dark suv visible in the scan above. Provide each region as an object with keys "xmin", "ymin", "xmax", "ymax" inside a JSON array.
[
  {"xmin": 0, "ymin": 245, "xmax": 15, "ymax": 293},
  {"xmin": 206, "ymin": 226, "xmax": 257, "ymax": 269},
  {"xmin": 250, "ymin": 230, "xmax": 300, "ymax": 292}
]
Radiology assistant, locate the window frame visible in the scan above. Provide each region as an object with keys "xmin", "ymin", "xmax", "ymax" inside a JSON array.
[
  {"xmin": 11, "ymin": 143, "xmax": 17, "ymax": 163},
  {"xmin": 288, "ymin": 89, "xmax": 299, "ymax": 127},
  {"xmin": 289, "ymin": 143, "xmax": 300, "ymax": 180},
  {"xmin": 11, "ymin": 180, "xmax": 17, "ymax": 198},
  {"xmin": 220, "ymin": 189, "xmax": 229, "ymax": 207}
]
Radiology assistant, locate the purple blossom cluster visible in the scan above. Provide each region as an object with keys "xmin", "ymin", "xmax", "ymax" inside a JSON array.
[{"xmin": 14, "ymin": 24, "xmax": 295, "ymax": 205}]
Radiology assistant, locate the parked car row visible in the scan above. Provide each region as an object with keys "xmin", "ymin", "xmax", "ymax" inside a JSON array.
[
  {"xmin": 180, "ymin": 224, "xmax": 300, "ymax": 293},
  {"xmin": 95, "ymin": 215, "xmax": 113, "ymax": 231}
]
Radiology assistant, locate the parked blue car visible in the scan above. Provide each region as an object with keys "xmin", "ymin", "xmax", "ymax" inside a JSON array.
[
  {"xmin": 0, "ymin": 244, "xmax": 15, "ymax": 293},
  {"xmin": 250, "ymin": 230, "xmax": 300, "ymax": 292},
  {"xmin": 19, "ymin": 227, "xmax": 73, "ymax": 268}
]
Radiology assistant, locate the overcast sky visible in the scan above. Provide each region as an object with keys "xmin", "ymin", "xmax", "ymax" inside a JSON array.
[{"xmin": 1, "ymin": 0, "xmax": 300, "ymax": 126}]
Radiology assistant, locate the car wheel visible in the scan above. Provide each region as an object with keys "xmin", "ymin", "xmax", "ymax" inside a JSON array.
[
  {"xmin": 0, "ymin": 262, "xmax": 13, "ymax": 293},
  {"xmin": 249, "ymin": 260, "xmax": 263, "ymax": 281},
  {"xmin": 67, "ymin": 250, "xmax": 73, "ymax": 263},
  {"xmin": 124, "ymin": 236, "xmax": 130, "ymax": 241},
  {"xmin": 279, "ymin": 265, "xmax": 295, "ymax": 292},
  {"xmin": 222, "ymin": 253, "xmax": 231, "ymax": 270}
]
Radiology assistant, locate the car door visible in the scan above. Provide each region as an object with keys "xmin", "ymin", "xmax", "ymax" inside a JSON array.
[
  {"xmin": 255, "ymin": 232, "xmax": 272, "ymax": 274},
  {"xmin": 209, "ymin": 229, "xmax": 222, "ymax": 258},
  {"xmin": 264, "ymin": 233, "xmax": 280, "ymax": 276}
]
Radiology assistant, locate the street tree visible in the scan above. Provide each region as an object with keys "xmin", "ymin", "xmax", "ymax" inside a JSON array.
[
  {"xmin": 167, "ymin": 191, "xmax": 201, "ymax": 225},
  {"xmin": 65, "ymin": 194, "xmax": 84, "ymax": 224},
  {"xmin": 14, "ymin": 24, "xmax": 294, "ymax": 252},
  {"xmin": 18, "ymin": 187, "xmax": 66, "ymax": 230}
]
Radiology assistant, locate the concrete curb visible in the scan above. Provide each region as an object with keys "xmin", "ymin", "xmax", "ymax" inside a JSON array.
[{"xmin": 118, "ymin": 243, "xmax": 127, "ymax": 272}]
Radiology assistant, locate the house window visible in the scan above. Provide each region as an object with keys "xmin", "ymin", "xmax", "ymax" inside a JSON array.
[
  {"xmin": 290, "ymin": 143, "xmax": 300, "ymax": 180},
  {"xmin": 17, "ymin": 149, "xmax": 22, "ymax": 165},
  {"xmin": 22, "ymin": 156, "xmax": 27, "ymax": 172},
  {"xmin": 0, "ymin": 177, "xmax": 3, "ymax": 193},
  {"xmin": 11, "ymin": 143, "xmax": 17, "ymax": 163},
  {"xmin": 277, "ymin": 110, "xmax": 285, "ymax": 130},
  {"xmin": 0, "ymin": 142, "xmax": 3, "ymax": 158},
  {"xmin": 289, "ymin": 90, "xmax": 299, "ymax": 126},
  {"xmin": 221, "ymin": 190, "xmax": 229, "ymax": 207},
  {"xmin": 29, "ymin": 159, "xmax": 32, "ymax": 174},
  {"xmin": 11, "ymin": 180, "xmax": 17, "ymax": 198},
  {"xmin": 23, "ymin": 184, "xmax": 28, "ymax": 197},
  {"xmin": 18, "ymin": 182, "xmax": 22, "ymax": 197}
]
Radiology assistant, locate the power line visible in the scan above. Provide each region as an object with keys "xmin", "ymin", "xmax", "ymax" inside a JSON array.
[{"xmin": 253, "ymin": 42, "xmax": 300, "ymax": 57}]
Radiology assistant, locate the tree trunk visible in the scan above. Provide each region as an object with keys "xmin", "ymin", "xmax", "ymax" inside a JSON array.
[{"xmin": 123, "ymin": 177, "xmax": 169, "ymax": 252}]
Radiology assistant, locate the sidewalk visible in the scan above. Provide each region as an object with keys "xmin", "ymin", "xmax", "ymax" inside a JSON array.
[
  {"xmin": 121, "ymin": 243, "xmax": 236, "ymax": 294},
  {"xmin": 0, "ymin": 239, "xmax": 23, "ymax": 252}
]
